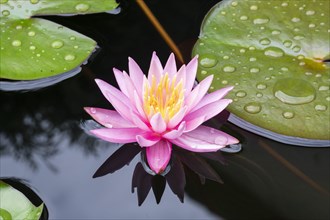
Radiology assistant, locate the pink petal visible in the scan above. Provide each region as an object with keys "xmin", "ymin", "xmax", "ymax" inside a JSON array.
[
  {"xmin": 113, "ymin": 68, "xmax": 129, "ymax": 98},
  {"xmin": 185, "ymin": 75, "xmax": 213, "ymax": 112},
  {"xmin": 163, "ymin": 53, "xmax": 177, "ymax": 77},
  {"xmin": 184, "ymin": 55, "xmax": 198, "ymax": 95},
  {"xmin": 90, "ymin": 128, "xmax": 143, "ymax": 143},
  {"xmin": 84, "ymin": 107, "xmax": 135, "ymax": 128},
  {"xmin": 167, "ymin": 106, "xmax": 187, "ymax": 129},
  {"xmin": 146, "ymin": 140, "xmax": 172, "ymax": 174},
  {"xmin": 148, "ymin": 52, "xmax": 163, "ymax": 83},
  {"xmin": 191, "ymin": 86, "xmax": 234, "ymax": 112},
  {"xmin": 163, "ymin": 122, "xmax": 186, "ymax": 139},
  {"xmin": 184, "ymin": 99, "xmax": 232, "ymax": 123},
  {"xmin": 184, "ymin": 115, "xmax": 206, "ymax": 132},
  {"xmin": 186, "ymin": 125, "xmax": 239, "ymax": 145},
  {"xmin": 130, "ymin": 110, "xmax": 150, "ymax": 131},
  {"xmin": 150, "ymin": 113, "xmax": 167, "ymax": 133},
  {"xmin": 176, "ymin": 65, "xmax": 186, "ymax": 87},
  {"xmin": 95, "ymin": 79, "xmax": 133, "ymax": 121},
  {"xmin": 136, "ymin": 134, "xmax": 161, "ymax": 147},
  {"xmin": 128, "ymin": 57, "xmax": 144, "ymax": 95},
  {"xmin": 133, "ymin": 91, "xmax": 147, "ymax": 120},
  {"xmin": 171, "ymin": 125, "xmax": 238, "ymax": 152}
]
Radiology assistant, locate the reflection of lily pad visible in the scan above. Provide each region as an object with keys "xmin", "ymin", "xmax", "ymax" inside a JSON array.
[
  {"xmin": 0, "ymin": 180, "xmax": 44, "ymax": 219},
  {"xmin": 193, "ymin": 0, "xmax": 330, "ymax": 141},
  {"xmin": 0, "ymin": 0, "xmax": 118, "ymax": 80}
]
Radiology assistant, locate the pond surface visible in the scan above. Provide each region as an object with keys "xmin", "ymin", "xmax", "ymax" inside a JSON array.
[{"xmin": 1, "ymin": 0, "xmax": 329, "ymax": 219}]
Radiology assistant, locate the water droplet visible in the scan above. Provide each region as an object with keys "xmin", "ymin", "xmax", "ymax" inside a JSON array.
[
  {"xmin": 64, "ymin": 54, "xmax": 75, "ymax": 61},
  {"xmin": 253, "ymin": 17, "xmax": 269, "ymax": 24},
  {"xmin": 231, "ymin": 1, "xmax": 238, "ymax": 6},
  {"xmin": 200, "ymin": 56, "xmax": 217, "ymax": 68},
  {"xmin": 201, "ymin": 70, "xmax": 207, "ymax": 75},
  {"xmin": 256, "ymin": 83, "xmax": 267, "ymax": 90},
  {"xmin": 223, "ymin": 55, "xmax": 230, "ymax": 60},
  {"xmin": 30, "ymin": 0, "xmax": 39, "ymax": 4},
  {"xmin": 283, "ymin": 40, "xmax": 292, "ymax": 48},
  {"xmin": 319, "ymin": 84, "xmax": 329, "ymax": 91},
  {"xmin": 271, "ymin": 30, "xmax": 281, "ymax": 35},
  {"xmin": 90, "ymin": 108, "xmax": 97, "ymax": 114},
  {"xmin": 256, "ymin": 92, "xmax": 263, "ymax": 97},
  {"xmin": 282, "ymin": 111, "xmax": 295, "ymax": 119},
  {"xmin": 326, "ymin": 96, "xmax": 330, "ymax": 102},
  {"xmin": 221, "ymin": 80, "xmax": 228, "ymax": 85},
  {"xmin": 73, "ymin": 45, "xmax": 79, "ymax": 49},
  {"xmin": 250, "ymin": 5, "xmax": 258, "ymax": 10},
  {"xmin": 2, "ymin": 10, "xmax": 10, "ymax": 16},
  {"xmin": 273, "ymin": 78, "xmax": 316, "ymax": 105},
  {"xmin": 264, "ymin": 47, "xmax": 284, "ymax": 58},
  {"xmin": 281, "ymin": 67, "xmax": 289, "ymax": 71},
  {"xmin": 309, "ymin": 23, "xmax": 316, "ymax": 28},
  {"xmin": 16, "ymin": 25, "xmax": 22, "ymax": 30},
  {"xmin": 240, "ymin": 15, "xmax": 248, "ymax": 20},
  {"xmin": 223, "ymin": 65, "xmax": 236, "ymax": 73},
  {"xmin": 235, "ymin": 90, "xmax": 247, "ymax": 97},
  {"xmin": 306, "ymin": 10, "xmax": 315, "ymax": 15},
  {"xmin": 28, "ymin": 31, "xmax": 36, "ymax": 36},
  {"xmin": 297, "ymin": 55, "xmax": 305, "ymax": 60},
  {"xmin": 314, "ymin": 104, "xmax": 327, "ymax": 111},
  {"xmin": 294, "ymin": 35, "xmax": 305, "ymax": 40},
  {"xmin": 69, "ymin": 36, "xmax": 76, "ymax": 40},
  {"xmin": 29, "ymin": 45, "xmax": 36, "ymax": 50},
  {"xmin": 292, "ymin": 45, "xmax": 301, "ymax": 52},
  {"xmin": 12, "ymin": 40, "xmax": 21, "ymax": 47},
  {"xmin": 291, "ymin": 17, "xmax": 301, "ymax": 22},
  {"xmin": 239, "ymin": 49, "xmax": 246, "ymax": 53},
  {"xmin": 259, "ymin": 38, "xmax": 271, "ymax": 45},
  {"xmin": 249, "ymin": 57, "xmax": 257, "ymax": 62},
  {"xmin": 248, "ymin": 46, "xmax": 256, "ymax": 51},
  {"xmin": 75, "ymin": 3, "xmax": 90, "ymax": 12},
  {"xmin": 249, "ymin": 67, "xmax": 260, "ymax": 73},
  {"xmin": 51, "ymin": 40, "xmax": 64, "ymax": 49},
  {"xmin": 244, "ymin": 102, "xmax": 262, "ymax": 114},
  {"xmin": 281, "ymin": 2, "xmax": 288, "ymax": 7}
]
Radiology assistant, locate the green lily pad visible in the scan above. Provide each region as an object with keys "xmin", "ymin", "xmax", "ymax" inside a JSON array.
[
  {"xmin": 0, "ymin": 180, "xmax": 44, "ymax": 219},
  {"xmin": 0, "ymin": 0, "xmax": 118, "ymax": 80},
  {"xmin": 193, "ymin": 0, "xmax": 330, "ymax": 140}
]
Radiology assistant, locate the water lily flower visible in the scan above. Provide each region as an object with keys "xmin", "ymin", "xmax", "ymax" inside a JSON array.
[{"xmin": 85, "ymin": 52, "xmax": 239, "ymax": 174}]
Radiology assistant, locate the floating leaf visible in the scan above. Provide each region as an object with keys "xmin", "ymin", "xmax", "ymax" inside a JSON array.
[
  {"xmin": 0, "ymin": 0, "xmax": 118, "ymax": 80},
  {"xmin": 0, "ymin": 180, "xmax": 44, "ymax": 219},
  {"xmin": 193, "ymin": 0, "xmax": 330, "ymax": 141}
]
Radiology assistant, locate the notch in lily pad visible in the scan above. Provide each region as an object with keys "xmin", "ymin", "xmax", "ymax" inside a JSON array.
[
  {"xmin": 0, "ymin": 178, "xmax": 48, "ymax": 220},
  {"xmin": 193, "ymin": 0, "xmax": 330, "ymax": 145},
  {"xmin": 0, "ymin": 0, "xmax": 118, "ymax": 82}
]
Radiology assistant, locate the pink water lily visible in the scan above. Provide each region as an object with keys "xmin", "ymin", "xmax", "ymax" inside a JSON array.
[{"xmin": 85, "ymin": 52, "xmax": 239, "ymax": 174}]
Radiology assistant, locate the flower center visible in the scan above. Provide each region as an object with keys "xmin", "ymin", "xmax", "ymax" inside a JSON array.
[{"xmin": 143, "ymin": 73, "xmax": 184, "ymax": 122}]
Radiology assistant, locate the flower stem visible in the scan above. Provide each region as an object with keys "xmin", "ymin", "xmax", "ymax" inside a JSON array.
[{"xmin": 136, "ymin": 0, "xmax": 185, "ymax": 64}]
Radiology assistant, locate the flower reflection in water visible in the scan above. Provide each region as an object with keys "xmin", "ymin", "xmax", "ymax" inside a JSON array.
[
  {"xmin": 84, "ymin": 52, "xmax": 240, "ymax": 205},
  {"xmin": 91, "ymin": 141, "xmax": 241, "ymax": 205}
]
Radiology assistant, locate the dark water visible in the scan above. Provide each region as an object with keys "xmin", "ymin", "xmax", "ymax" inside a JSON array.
[{"xmin": 1, "ymin": 0, "xmax": 329, "ymax": 219}]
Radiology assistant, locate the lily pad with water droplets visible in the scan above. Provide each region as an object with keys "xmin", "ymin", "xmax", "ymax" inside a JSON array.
[
  {"xmin": 0, "ymin": 0, "xmax": 118, "ymax": 80},
  {"xmin": 0, "ymin": 180, "xmax": 44, "ymax": 219},
  {"xmin": 193, "ymin": 0, "xmax": 330, "ymax": 142}
]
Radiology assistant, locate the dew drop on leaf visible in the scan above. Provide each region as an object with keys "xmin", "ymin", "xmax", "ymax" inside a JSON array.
[
  {"xmin": 273, "ymin": 78, "xmax": 316, "ymax": 105},
  {"xmin": 75, "ymin": 3, "xmax": 90, "ymax": 12},
  {"xmin": 244, "ymin": 102, "xmax": 262, "ymax": 114}
]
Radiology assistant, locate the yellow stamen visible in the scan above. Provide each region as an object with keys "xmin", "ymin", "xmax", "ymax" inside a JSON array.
[{"xmin": 143, "ymin": 73, "xmax": 184, "ymax": 122}]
